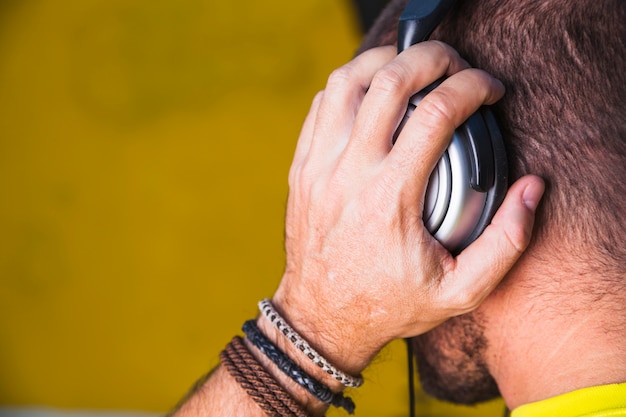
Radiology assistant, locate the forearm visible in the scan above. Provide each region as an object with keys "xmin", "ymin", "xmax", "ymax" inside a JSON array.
[
  {"xmin": 170, "ymin": 313, "xmax": 361, "ymax": 417},
  {"xmin": 172, "ymin": 365, "xmax": 263, "ymax": 417}
]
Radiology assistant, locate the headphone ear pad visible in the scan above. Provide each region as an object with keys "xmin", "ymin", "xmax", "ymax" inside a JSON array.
[{"xmin": 460, "ymin": 108, "xmax": 508, "ymax": 250}]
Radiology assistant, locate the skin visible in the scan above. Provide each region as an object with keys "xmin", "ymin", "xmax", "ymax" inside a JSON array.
[
  {"xmin": 412, "ymin": 243, "xmax": 626, "ymax": 410},
  {"xmin": 173, "ymin": 42, "xmax": 546, "ymax": 416},
  {"xmin": 356, "ymin": 0, "xmax": 626, "ymax": 411}
]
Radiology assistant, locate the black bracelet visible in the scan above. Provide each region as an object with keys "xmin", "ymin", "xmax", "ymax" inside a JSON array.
[{"xmin": 242, "ymin": 320, "xmax": 356, "ymax": 414}]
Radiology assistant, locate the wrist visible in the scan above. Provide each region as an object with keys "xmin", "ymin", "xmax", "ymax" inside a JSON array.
[
  {"xmin": 243, "ymin": 326, "xmax": 330, "ymax": 416},
  {"xmin": 255, "ymin": 314, "xmax": 348, "ymax": 395},
  {"xmin": 256, "ymin": 302, "xmax": 363, "ymax": 390},
  {"xmin": 271, "ymin": 285, "xmax": 386, "ymax": 376}
]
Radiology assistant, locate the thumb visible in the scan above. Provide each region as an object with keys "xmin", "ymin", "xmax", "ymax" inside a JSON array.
[{"xmin": 441, "ymin": 175, "xmax": 545, "ymax": 312}]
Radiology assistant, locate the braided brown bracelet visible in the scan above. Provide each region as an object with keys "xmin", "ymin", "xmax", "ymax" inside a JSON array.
[{"xmin": 220, "ymin": 336, "xmax": 311, "ymax": 417}]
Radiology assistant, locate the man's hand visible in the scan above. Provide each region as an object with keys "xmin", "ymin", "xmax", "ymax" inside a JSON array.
[
  {"xmin": 272, "ymin": 41, "xmax": 545, "ymax": 375},
  {"xmin": 172, "ymin": 41, "xmax": 545, "ymax": 417}
]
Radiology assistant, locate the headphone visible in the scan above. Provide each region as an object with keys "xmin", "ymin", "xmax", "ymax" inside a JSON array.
[{"xmin": 395, "ymin": 0, "xmax": 508, "ymax": 254}]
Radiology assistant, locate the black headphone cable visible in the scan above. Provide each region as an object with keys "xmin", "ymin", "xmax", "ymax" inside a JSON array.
[{"xmin": 406, "ymin": 338, "xmax": 416, "ymax": 417}]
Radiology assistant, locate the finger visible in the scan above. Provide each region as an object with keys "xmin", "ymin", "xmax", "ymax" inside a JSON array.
[
  {"xmin": 289, "ymin": 91, "xmax": 324, "ymax": 186},
  {"xmin": 342, "ymin": 41, "xmax": 470, "ymax": 165},
  {"xmin": 306, "ymin": 46, "xmax": 397, "ymax": 164},
  {"xmin": 439, "ymin": 175, "xmax": 545, "ymax": 313},
  {"xmin": 384, "ymin": 68, "xmax": 505, "ymax": 197}
]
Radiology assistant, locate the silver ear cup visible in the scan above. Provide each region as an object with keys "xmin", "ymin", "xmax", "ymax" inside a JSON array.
[
  {"xmin": 424, "ymin": 128, "xmax": 487, "ymax": 251},
  {"xmin": 423, "ymin": 152, "xmax": 451, "ymax": 232},
  {"xmin": 425, "ymin": 129, "xmax": 488, "ymax": 252},
  {"xmin": 397, "ymin": 90, "xmax": 508, "ymax": 254}
]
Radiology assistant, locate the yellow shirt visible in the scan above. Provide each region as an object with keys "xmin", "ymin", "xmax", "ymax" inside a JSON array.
[{"xmin": 512, "ymin": 383, "xmax": 626, "ymax": 417}]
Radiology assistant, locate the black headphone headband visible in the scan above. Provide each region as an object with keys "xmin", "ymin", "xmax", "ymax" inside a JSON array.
[{"xmin": 397, "ymin": 0, "xmax": 458, "ymax": 53}]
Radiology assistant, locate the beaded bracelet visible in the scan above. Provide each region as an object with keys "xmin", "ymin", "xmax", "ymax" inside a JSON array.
[
  {"xmin": 258, "ymin": 299, "xmax": 364, "ymax": 388},
  {"xmin": 243, "ymin": 320, "xmax": 355, "ymax": 414}
]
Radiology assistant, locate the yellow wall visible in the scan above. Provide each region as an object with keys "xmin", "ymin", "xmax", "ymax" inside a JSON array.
[{"xmin": 0, "ymin": 1, "xmax": 504, "ymax": 416}]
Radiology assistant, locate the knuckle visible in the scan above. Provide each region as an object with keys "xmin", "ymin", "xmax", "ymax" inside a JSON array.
[
  {"xmin": 416, "ymin": 89, "xmax": 457, "ymax": 128},
  {"xmin": 326, "ymin": 65, "xmax": 353, "ymax": 90},
  {"xmin": 426, "ymin": 41, "xmax": 467, "ymax": 72},
  {"xmin": 369, "ymin": 65, "xmax": 408, "ymax": 96},
  {"xmin": 292, "ymin": 156, "xmax": 318, "ymax": 191},
  {"xmin": 503, "ymin": 222, "xmax": 532, "ymax": 255},
  {"xmin": 427, "ymin": 40, "xmax": 453, "ymax": 57},
  {"xmin": 288, "ymin": 163, "xmax": 301, "ymax": 189},
  {"xmin": 312, "ymin": 90, "xmax": 325, "ymax": 106}
]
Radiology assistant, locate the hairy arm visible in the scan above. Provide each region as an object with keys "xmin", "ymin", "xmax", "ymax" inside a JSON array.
[{"xmin": 172, "ymin": 366, "xmax": 261, "ymax": 417}]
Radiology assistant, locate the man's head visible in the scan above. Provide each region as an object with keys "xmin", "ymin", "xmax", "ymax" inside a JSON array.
[{"xmin": 358, "ymin": 0, "xmax": 626, "ymax": 405}]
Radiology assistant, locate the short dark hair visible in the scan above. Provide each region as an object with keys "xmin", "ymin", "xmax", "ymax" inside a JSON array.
[{"xmin": 359, "ymin": 0, "xmax": 626, "ymax": 278}]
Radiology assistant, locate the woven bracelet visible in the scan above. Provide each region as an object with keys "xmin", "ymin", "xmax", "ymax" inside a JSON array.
[
  {"xmin": 243, "ymin": 320, "xmax": 355, "ymax": 414},
  {"xmin": 258, "ymin": 299, "xmax": 364, "ymax": 388},
  {"xmin": 220, "ymin": 336, "xmax": 310, "ymax": 417}
]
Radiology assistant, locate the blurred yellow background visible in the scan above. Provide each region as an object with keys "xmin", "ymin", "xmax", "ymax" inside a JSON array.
[{"xmin": 0, "ymin": 1, "xmax": 504, "ymax": 416}]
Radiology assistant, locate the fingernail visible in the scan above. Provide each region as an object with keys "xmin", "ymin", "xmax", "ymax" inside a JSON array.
[{"xmin": 522, "ymin": 179, "xmax": 545, "ymax": 212}]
